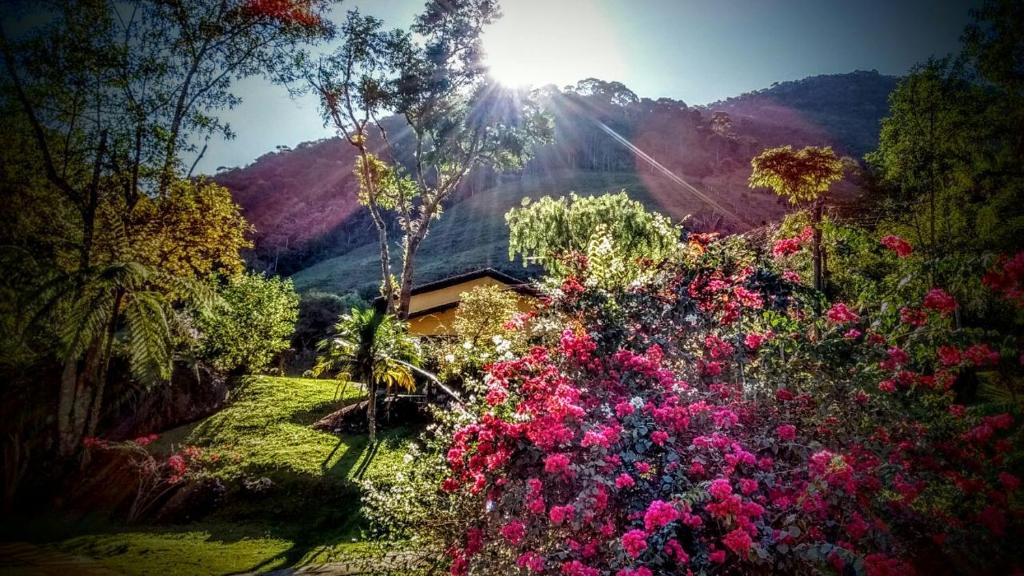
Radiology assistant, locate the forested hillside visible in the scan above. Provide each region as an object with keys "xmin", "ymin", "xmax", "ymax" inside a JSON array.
[{"xmin": 217, "ymin": 71, "xmax": 896, "ymax": 290}]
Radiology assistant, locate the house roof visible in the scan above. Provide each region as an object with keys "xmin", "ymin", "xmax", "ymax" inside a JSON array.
[{"xmin": 373, "ymin": 268, "xmax": 538, "ymax": 315}]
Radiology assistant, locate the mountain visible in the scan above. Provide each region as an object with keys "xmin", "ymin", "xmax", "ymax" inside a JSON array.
[
  {"xmin": 708, "ymin": 69, "xmax": 899, "ymax": 158},
  {"xmin": 215, "ymin": 70, "xmax": 898, "ymax": 296}
]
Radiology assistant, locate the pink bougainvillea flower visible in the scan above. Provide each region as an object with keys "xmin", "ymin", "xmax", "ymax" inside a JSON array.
[
  {"xmin": 549, "ymin": 504, "xmax": 575, "ymax": 525},
  {"xmin": 744, "ymin": 332, "xmax": 766, "ymax": 350},
  {"xmin": 900, "ymin": 307, "xmax": 927, "ymax": 327},
  {"xmin": 772, "ymin": 237, "xmax": 803, "ymax": 258},
  {"xmin": 621, "ymin": 529, "xmax": 648, "ymax": 558},
  {"xmin": 561, "ymin": 560, "xmax": 599, "ymax": 576},
  {"xmin": 881, "ymin": 235, "xmax": 913, "ymax": 257},
  {"xmin": 544, "ymin": 453, "xmax": 572, "ymax": 476},
  {"xmin": 923, "ymin": 288, "xmax": 957, "ymax": 314},
  {"xmin": 516, "ymin": 551, "xmax": 545, "ymax": 572},
  {"xmin": 826, "ymin": 302, "xmax": 860, "ymax": 324},
  {"xmin": 776, "ymin": 424, "xmax": 797, "ymax": 442},
  {"xmin": 782, "ymin": 270, "xmax": 802, "ymax": 283},
  {"xmin": 937, "ymin": 346, "xmax": 962, "ymax": 367},
  {"xmin": 709, "ymin": 478, "xmax": 732, "ymax": 500},
  {"xmin": 615, "ymin": 473, "xmax": 636, "ymax": 490},
  {"xmin": 664, "ymin": 538, "xmax": 689, "ymax": 564},
  {"xmin": 650, "ymin": 430, "xmax": 669, "ymax": 446},
  {"xmin": 643, "ymin": 500, "xmax": 679, "ymax": 532},
  {"xmin": 500, "ymin": 520, "xmax": 526, "ymax": 545},
  {"xmin": 982, "ymin": 251, "xmax": 1024, "ymax": 307},
  {"xmin": 722, "ymin": 528, "xmax": 753, "ymax": 557},
  {"xmin": 965, "ymin": 343, "xmax": 999, "ymax": 366}
]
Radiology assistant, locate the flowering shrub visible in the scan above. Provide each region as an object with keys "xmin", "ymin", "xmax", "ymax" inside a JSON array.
[
  {"xmin": 428, "ymin": 285, "xmax": 531, "ymax": 385},
  {"xmin": 428, "ymin": 236, "xmax": 1024, "ymax": 575},
  {"xmin": 83, "ymin": 435, "xmax": 215, "ymax": 522}
]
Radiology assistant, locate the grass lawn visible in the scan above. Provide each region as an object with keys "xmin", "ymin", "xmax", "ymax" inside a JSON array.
[{"xmin": 7, "ymin": 376, "xmax": 421, "ymax": 576}]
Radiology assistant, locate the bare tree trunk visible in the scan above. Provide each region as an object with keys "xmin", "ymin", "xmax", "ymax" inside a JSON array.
[
  {"xmin": 86, "ymin": 289, "xmax": 124, "ymax": 437},
  {"xmin": 366, "ymin": 369, "xmax": 377, "ymax": 444},
  {"xmin": 377, "ymin": 222, "xmax": 395, "ymax": 313},
  {"xmin": 397, "ymin": 234, "xmax": 424, "ymax": 320},
  {"xmin": 58, "ymin": 344, "xmax": 101, "ymax": 457}
]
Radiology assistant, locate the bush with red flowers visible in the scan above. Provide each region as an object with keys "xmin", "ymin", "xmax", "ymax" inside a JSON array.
[{"xmin": 407, "ymin": 234, "xmax": 1024, "ymax": 576}]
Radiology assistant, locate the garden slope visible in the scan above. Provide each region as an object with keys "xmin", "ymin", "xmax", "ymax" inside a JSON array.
[{"xmin": 13, "ymin": 376, "xmax": 418, "ymax": 576}]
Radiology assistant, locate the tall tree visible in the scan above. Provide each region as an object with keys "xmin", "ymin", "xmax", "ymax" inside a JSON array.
[
  {"xmin": 866, "ymin": 0, "xmax": 1024, "ymax": 298},
  {"xmin": 749, "ymin": 146, "xmax": 844, "ymax": 292},
  {"xmin": 0, "ymin": 0, "xmax": 333, "ymax": 455},
  {"xmin": 295, "ymin": 10, "xmax": 410, "ymax": 311},
  {"xmin": 299, "ymin": 1, "xmax": 552, "ymax": 318}
]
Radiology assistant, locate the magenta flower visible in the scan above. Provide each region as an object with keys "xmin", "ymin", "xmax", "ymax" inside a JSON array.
[{"xmin": 621, "ymin": 529, "xmax": 648, "ymax": 558}]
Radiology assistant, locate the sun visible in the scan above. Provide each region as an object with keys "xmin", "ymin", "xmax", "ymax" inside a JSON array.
[{"xmin": 481, "ymin": 0, "xmax": 626, "ymax": 89}]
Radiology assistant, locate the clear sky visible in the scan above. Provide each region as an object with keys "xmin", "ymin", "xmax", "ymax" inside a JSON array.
[{"xmin": 192, "ymin": 0, "xmax": 977, "ymax": 174}]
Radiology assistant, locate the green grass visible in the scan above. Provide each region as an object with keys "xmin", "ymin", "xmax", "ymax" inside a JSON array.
[
  {"xmin": 169, "ymin": 375, "xmax": 412, "ymax": 486},
  {"xmin": 9, "ymin": 376, "xmax": 420, "ymax": 576},
  {"xmin": 45, "ymin": 523, "xmax": 391, "ymax": 576}
]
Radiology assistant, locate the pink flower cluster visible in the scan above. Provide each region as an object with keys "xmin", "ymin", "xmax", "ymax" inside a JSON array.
[
  {"xmin": 880, "ymin": 235, "xmax": 913, "ymax": 257},
  {"xmin": 772, "ymin": 227, "xmax": 814, "ymax": 258}
]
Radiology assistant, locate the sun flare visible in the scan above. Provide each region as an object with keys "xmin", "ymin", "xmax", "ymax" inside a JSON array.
[{"xmin": 482, "ymin": 0, "xmax": 627, "ymax": 89}]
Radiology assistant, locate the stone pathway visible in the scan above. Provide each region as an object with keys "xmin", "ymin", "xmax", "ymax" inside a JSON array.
[{"xmin": 0, "ymin": 542, "xmax": 124, "ymax": 575}]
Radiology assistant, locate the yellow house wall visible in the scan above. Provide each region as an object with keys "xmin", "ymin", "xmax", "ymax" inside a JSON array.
[{"xmin": 406, "ymin": 277, "xmax": 536, "ymax": 336}]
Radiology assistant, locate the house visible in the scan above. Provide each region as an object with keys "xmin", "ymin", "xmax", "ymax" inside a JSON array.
[{"xmin": 376, "ymin": 268, "xmax": 538, "ymax": 337}]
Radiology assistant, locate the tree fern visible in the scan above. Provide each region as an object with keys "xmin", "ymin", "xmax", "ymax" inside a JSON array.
[{"xmin": 124, "ymin": 291, "xmax": 173, "ymax": 385}]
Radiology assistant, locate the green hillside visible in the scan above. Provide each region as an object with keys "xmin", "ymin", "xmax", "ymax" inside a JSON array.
[{"xmin": 289, "ymin": 170, "xmax": 736, "ymax": 295}]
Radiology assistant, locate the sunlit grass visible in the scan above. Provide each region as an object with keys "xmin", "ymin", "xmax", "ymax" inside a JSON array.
[{"xmin": 11, "ymin": 376, "xmax": 421, "ymax": 576}]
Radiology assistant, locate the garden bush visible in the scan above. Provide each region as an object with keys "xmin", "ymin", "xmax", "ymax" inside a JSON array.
[{"xmin": 373, "ymin": 233, "xmax": 1023, "ymax": 575}]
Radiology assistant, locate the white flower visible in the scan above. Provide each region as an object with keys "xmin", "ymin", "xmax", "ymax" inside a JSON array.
[
  {"xmin": 444, "ymin": 354, "xmax": 456, "ymax": 363},
  {"xmin": 462, "ymin": 340, "xmax": 474, "ymax": 350},
  {"xmin": 403, "ymin": 453, "xmax": 414, "ymax": 464},
  {"xmin": 630, "ymin": 396, "xmax": 645, "ymax": 409}
]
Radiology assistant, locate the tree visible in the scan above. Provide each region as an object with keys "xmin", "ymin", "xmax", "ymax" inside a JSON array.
[
  {"xmin": 709, "ymin": 111, "xmax": 735, "ymax": 165},
  {"xmin": 198, "ymin": 273, "xmax": 299, "ymax": 375},
  {"xmin": 749, "ymin": 146, "xmax": 844, "ymax": 292},
  {"xmin": 506, "ymin": 191, "xmax": 680, "ymax": 289},
  {"xmin": 866, "ymin": 1, "xmax": 1024, "ymax": 292},
  {"xmin": 311, "ymin": 308, "xmax": 419, "ymax": 442},
  {"xmin": 0, "ymin": 0, "xmax": 332, "ymax": 456},
  {"xmin": 298, "ymin": 3, "xmax": 552, "ymax": 318},
  {"xmin": 131, "ymin": 179, "xmax": 253, "ymax": 283}
]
